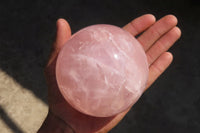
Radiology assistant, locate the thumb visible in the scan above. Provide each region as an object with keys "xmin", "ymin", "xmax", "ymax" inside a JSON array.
[
  {"xmin": 54, "ymin": 18, "xmax": 72, "ymax": 53},
  {"xmin": 47, "ymin": 18, "xmax": 71, "ymax": 67}
]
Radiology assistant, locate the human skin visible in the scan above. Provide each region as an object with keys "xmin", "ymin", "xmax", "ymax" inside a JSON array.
[{"xmin": 38, "ymin": 14, "xmax": 181, "ymax": 133}]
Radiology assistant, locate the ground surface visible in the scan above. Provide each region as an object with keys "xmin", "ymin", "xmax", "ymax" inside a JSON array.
[{"xmin": 0, "ymin": 0, "xmax": 200, "ymax": 133}]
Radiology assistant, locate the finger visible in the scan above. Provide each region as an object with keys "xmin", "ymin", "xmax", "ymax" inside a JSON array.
[
  {"xmin": 47, "ymin": 18, "xmax": 71, "ymax": 67},
  {"xmin": 123, "ymin": 14, "xmax": 156, "ymax": 36},
  {"xmin": 53, "ymin": 18, "xmax": 71, "ymax": 53},
  {"xmin": 145, "ymin": 52, "xmax": 173, "ymax": 90},
  {"xmin": 146, "ymin": 27, "xmax": 181, "ymax": 66},
  {"xmin": 138, "ymin": 15, "xmax": 178, "ymax": 51}
]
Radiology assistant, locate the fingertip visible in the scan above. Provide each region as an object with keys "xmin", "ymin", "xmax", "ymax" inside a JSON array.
[
  {"xmin": 56, "ymin": 18, "xmax": 71, "ymax": 34},
  {"xmin": 56, "ymin": 18, "xmax": 64, "ymax": 29},
  {"xmin": 174, "ymin": 26, "xmax": 182, "ymax": 39},
  {"xmin": 57, "ymin": 18, "xmax": 67, "ymax": 25},
  {"xmin": 57, "ymin": 18, "xmax": 67, "ymax": 22},
  {"xmin": 164, "ymin": 15, "xmax": 178, "ymax": 26},
  {"xmin": 144, "ymin": 14, "xmax": 156, "ymax": 23},
  {"xmin": 55, "ymin": 18, "xmax": 72, "ymax": 49},
  {"xmin": 164, "ymin": 52, "xmax": 173, "ymax": 62},
  {"xmin": 124, "ymin": 14, "xmax": 157, "ymax": 36},
  {"xmin": 58, "ymin": 18, "xmax": 70, "ymax": 26}
]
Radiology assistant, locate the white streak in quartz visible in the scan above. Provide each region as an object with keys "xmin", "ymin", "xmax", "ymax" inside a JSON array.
[
  {"xmin": 106, "ymin": 31, "xmax": 133, "ymax": 63},
  {"xmin": 71, "ymin": 54, "xmax": 122, "ymax": 76},
  {"xmin": 104, "ymin": 76, "xmax": 108, "ymax": 85},
  {"xmin": 89, "ymin": 29, "xmax": 105, "ymax": 42},
  {"xmin": 68, "ymin": 70, "xmax": 79, "ymax": 82},
  {"xmin": 116, "ymin": 79, "xmax": 126, "ymax": 94},
  {"xmin": 70, "ymin": 53, "xmax": 127, "ymax": 98},
  {"xmin": 71, "ymin": 53, "xmax": 127, "ymax": 96},
  {"xmin": 78, "ymin": 41, "xmax": 90, "ymax": 50}
]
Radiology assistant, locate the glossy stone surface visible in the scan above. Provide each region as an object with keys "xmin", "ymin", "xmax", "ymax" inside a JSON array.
[{"xmin": 56, "ymin": 24, "xmax": 149, "ymax": 117}]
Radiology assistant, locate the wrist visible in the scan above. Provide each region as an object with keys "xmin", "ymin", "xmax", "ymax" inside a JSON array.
[{"xmin": 37, "ymin": 111, "xmax": 74, "ymax": 133}]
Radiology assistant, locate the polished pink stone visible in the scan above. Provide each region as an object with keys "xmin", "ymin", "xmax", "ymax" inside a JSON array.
[{"xmin": 56, "ymin": 24, "xmax": 149, "ymax": 117}]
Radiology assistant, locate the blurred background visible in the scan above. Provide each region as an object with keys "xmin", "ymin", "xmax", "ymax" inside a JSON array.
[{"xmin": 0, "ymin": 0, "xmax": 200, "ymax": 133}]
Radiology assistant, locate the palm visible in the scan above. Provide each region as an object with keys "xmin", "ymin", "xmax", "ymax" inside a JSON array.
[{"xmin": 44, "ymin": 14, "xmax": 181, "ymax": 133}]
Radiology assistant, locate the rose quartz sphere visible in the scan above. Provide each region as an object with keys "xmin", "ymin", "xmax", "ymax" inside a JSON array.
[{"xmin": 56, "ymin": 24, "xmax": 149, "ymax": 117}]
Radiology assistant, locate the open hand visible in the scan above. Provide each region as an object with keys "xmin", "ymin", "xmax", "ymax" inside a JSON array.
[{"xmin": 38, "ymin": 14, "xmax": 181, "ymax": 133}]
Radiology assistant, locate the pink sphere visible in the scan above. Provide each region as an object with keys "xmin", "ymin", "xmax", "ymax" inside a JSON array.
[{"xmin": 56, "ymin": 24, "xmax": 149, "ymax": 117}]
